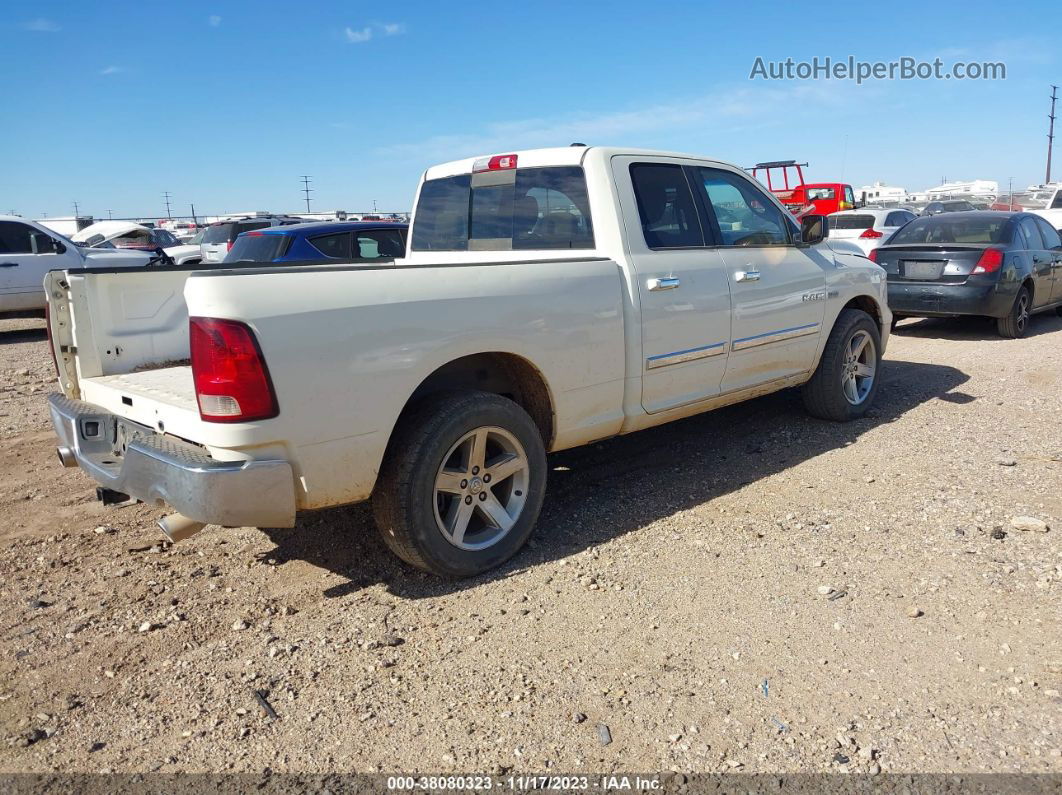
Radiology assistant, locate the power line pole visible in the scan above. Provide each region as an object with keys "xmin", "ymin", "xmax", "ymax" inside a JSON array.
[
  {"xmin": 107, "ymin": 209, "xmax": 113, "ymax": 219},
  {"xmin": 162, "ymin": 191, "xmax": 173, "ymax": 220},
  {"xmin": 300, "ymin": 176, "xmax": 313, "ymax": 213},
  {"xmin": 1047, "ymin": 85, "xmax": 1058, "ymax": 184},
  {"xmin": 190, "ymin": 203, "xmax": 198, "ymax": 227},
  {"xmin": 73, "ymin": 201, "xmax": 80, "ymax": 217}
]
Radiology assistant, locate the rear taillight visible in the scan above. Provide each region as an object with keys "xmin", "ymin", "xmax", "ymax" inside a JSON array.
[
  {"xmin": 859, "ymin": 228, "xmax": 883, "ymax": 239},
  {"xmin": 190, "ymin": 317, "xmax": 278, "ymax": 422},
  {"xmin": 867, "ymin": 249, "xmax": 878, "ymax": 263},
  {"xmin": 226, "ymin": 239, "xmax": 234, "ymax": 252},
  {"xmin": 972, "ymin": 248, "xmax": 1004, "ymax": 274}
]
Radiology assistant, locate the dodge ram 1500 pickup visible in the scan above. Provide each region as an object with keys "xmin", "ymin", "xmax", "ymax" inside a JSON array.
[{"xmin": 46, "ymin": 146, "xmax": 890, "ymax": 576}]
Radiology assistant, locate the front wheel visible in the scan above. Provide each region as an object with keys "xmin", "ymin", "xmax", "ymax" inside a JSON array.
[
  {"xmin": 373, "ymin": 390, "xmax": 547, "ymax": 577},
  {"xmin": 802, "ymin": 308, "xmax": 882, "ymax": 422},
  {"xmin": 996, "ymin": 286, "xmax": 1031, "ymax": 338}
]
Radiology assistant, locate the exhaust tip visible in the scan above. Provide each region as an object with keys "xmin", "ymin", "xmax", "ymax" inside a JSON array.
[
  {"xmin": 157, "ymin": 513, "xmax": 207, "ymax": 543},
  {"xmin": 57, "ymin": 446, "xmax": 77, "ymax": 468}
]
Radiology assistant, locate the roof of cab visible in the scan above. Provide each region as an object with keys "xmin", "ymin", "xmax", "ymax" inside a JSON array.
[{"xmin": 422, "ymin": 145, "xmax": 736, "ymax": 180}]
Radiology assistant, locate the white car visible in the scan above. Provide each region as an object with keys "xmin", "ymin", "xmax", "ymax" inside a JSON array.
[
  {"xmin": 45, "ymin": 146, "xmax": 890, "ymax": 577},
  {"xmin": 828, "ymin": 208, "xmax": 917, "ymax": 255},
  {"xmin": 0, "ymin": 216, "xmax": 157, "ymax": 318},
  {"xmin": 72, "ymin": 221, "xmax": 202, "ymax": 265}
]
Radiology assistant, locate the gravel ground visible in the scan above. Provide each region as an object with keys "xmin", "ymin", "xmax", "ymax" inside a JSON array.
[{"xmin": 0, "ymin": 313, "xmax": 1060, "ymax": 776}]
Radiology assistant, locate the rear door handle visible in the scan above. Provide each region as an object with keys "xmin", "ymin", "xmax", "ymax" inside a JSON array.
[
  {"xmin": 647, "ymin": 277, "xmax": 681, "ymax": 291},
  {"xmin": 0, "ymin": 262, "xmax": 18, "ymax": 267},
  {"xmin": 734, "ymin": 270, "xmax": 761, "ymax": 282}
]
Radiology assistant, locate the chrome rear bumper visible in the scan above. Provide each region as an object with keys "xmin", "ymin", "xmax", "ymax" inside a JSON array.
[{"xmin": 48, "ymin": 393, "xmax": 296, "ymax": 528}]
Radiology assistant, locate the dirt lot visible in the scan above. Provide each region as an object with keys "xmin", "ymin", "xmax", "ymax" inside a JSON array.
[{"xmin": 0, "ymin": 313, "xmax": 1060, "ymax": 777}]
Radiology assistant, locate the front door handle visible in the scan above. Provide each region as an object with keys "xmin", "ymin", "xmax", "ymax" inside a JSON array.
[
  {"xmin": 647, "ymin": 276, "xmax": 681, "ymax": 291},
  {"xmin": 734, "ymin": 270, "xmax": 761, "ymax": 282},
  {"xmin": 0, "ymin": 262, "xmax": 19, "ymax": 268}
]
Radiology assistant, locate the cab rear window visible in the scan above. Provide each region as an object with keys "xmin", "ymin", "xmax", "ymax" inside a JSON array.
[{"xmin": 412, "ymin": 166, "xmax": 594, "ymax": 252}]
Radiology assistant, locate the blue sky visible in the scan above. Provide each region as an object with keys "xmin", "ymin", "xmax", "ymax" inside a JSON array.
[{"xmin": 1, "ymin": 1, "xmax": 1058, "ymax": 219}]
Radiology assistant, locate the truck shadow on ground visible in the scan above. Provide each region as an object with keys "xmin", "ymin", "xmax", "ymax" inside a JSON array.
[
  {"xmin": 894, "ymin": 311, "xmax": 1062, "ymax": 341},
  {"xmin": 258, "ymin": 358, "xmax": 972, "ymax": 600},
  {"xmin": 0, "ymin": 326, "xmax": 47, "ymax": 345}
]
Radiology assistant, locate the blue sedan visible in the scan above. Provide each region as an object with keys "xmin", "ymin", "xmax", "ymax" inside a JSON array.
[{"xmin": 223, "ymin": 220, "xmax": 408, "ymax": 265}]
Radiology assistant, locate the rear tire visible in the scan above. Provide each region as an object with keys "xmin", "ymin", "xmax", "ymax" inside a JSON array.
[
  {"xmin": 996, "ymin": 285, "xmax": 1031, "ymax": 338},
  {"xmin": 802, "ymin": 309, "xmax": 882, "ymax": 422},
  {"xmin": 372, "ymin": 390, "xmax": 547, "ymax": 577}
]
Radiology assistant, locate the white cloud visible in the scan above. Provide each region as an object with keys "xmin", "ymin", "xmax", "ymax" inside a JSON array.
[
  {"xmin": 208, "ymin": 15, "xmax": 222, "ymax": 27},
  {"xmin": 382, "ymin": 23, "xmax": 405, "ymax": 36},
  {"xmin": 345, "ymin": 26, "xmax": 372, "ymax": 44},
  {"xmin": 23, "ymin": 18, "xmax": 60, "ymax": 32},
  {"xmin": 100, "ymin": 65, "xmax": 122, "ymax": 76},
  {"xmin": 374, "ymin": 82, "xmax": 861, "ymax": 163}
]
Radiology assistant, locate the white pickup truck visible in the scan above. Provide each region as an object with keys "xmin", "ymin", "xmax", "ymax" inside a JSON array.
[
  {"xmin": 46, "ymin": 146, "xmax": 890, "ymax": 576},
  {"xmin": 0, "ymin": 216, "xmax": 160, "ymax": 318}
]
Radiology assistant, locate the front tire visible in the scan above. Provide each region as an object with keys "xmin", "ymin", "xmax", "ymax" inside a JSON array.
[
  {"xmin": 996, "ymin": 285, "xmax": 1031, "ymax": 338},
  {"xmin": 373, "ymin": 390, "xmax": 547, "ymax": 577},
  {"xmin": 802, "ymin": 309, "xmax": 882, "ymax": 422}
]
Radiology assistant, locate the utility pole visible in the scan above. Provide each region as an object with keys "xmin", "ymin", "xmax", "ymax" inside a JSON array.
[
  {"xmin": 107, "ymin": 209, "xmax": 113, "ymax": 219},
  {"xmin": 162, "ymin": 191, "xmax": 173, "ymax": 220},
  {"xmin": 1047, "ymin": 85, "xmax": 1058, "ymax": 185},
  {"xmin": 372, "ymin": 199, "xmax": 378, "ymax": 214},
  {"xmin": 73, "ymin": 201, "xmax": 80, "ymax": 217},
  {"xmin": 1008, "ymin": 177, "xmax": 1014, "ymax": 208},
  {"xmin": 190, "ymin": 203, "xmax": 198, "ymax": 227},
  {"xmin": 300, "ymin": 176, "xmax": 313, "ymax": 213}
]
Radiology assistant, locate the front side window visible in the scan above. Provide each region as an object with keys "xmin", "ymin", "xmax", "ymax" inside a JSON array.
[
  {"xmin": 0, "ymin": 221, "xmax": 35, "ymax": 254},
  {"xmin": 697, "ymin": 168, "xmax": 790, "ymax": 246},
  {"xmin": 629, "ymin": 164, "xmax": 703, "ymax": 248},
  {"xmin": 411, "ymin": 167, "xmax": 594, "ymax": 252}
]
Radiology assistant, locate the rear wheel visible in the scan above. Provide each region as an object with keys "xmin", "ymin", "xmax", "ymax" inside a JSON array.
[
  {"xmin": 372, "ymin": 390, "xmax": 547, "ymax": 577},
  {"xmin": 802, "ymin": 309, "xmax": 882, "ymax": 422},
  {"xmin": 996, "ymin": 285, "xmax": 1031, "ymax": 338}
]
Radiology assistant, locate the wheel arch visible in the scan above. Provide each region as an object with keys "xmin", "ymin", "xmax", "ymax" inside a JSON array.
[
  {"xmin": 400, "ymin": 351, "xmax": 556, "ymax": 449},
  {"xmin": 840, "ymin": 293, "xmax": 884, "ymax": 332}
]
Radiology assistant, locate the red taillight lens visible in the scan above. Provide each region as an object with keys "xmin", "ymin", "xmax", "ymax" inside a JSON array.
[
  {"xmin": 859, "ymin": 228, "xmax": 883, "ymax": 238},
  {"xmin": 226, "ymin": 239, "xmax": 234, "ymax": 251},
  {"xmin": 190, "ymin": 317, "xmax": 278, "ymax": 422},
  {"xmin": 972, "ymin": 248, "xmax": 1004, "ymax": 274},
  {"xmin": 472, "ymin": 153, "xmax": 518, "ymax": 172},
  {"xmin": 868, "ymin": 249, "xmax": 878, "ymax": 263}
]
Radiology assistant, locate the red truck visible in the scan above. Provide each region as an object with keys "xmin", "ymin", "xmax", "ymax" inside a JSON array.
[{"xmin": 749, "ymin": 161, "xmax": 857, "ymax": 216}]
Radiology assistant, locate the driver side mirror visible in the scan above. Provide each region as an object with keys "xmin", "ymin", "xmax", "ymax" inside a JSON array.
[{"xmin": 800, "ymin": 214, "xmax": 828, "ymax": 245}]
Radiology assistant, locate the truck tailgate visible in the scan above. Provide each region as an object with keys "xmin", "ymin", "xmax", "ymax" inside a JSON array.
[{"xmin": 79, "ymin": 366, "xmax": 201, "ymax": 438}]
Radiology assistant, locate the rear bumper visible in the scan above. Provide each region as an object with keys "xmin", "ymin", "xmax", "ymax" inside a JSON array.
[
  {"xmin": 49, "ymin": 393, "xmax": 296, "ymax": 528},
  {"xmin": 887, "ymin": 280, "xmax": 1014, "ymax": 318}
]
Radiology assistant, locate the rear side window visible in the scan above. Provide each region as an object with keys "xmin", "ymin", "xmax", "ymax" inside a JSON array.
[
  {"xmin": 884, "ymin": 211, "xmax": 912, "ymax": 227},
  {"xmin": 830, "ymin": 215, "xmax": 875, "ymax": 230},
  {"xmin": 224, "ymin": 233, "xmax": 289, "ymax": 263},
  {"xmin": 310, "ymin": 232, "xmax": 353, "ymax": 258},
  {"xmin": 0, "ymin": 221, "xmax": 34, "ymax": 254},
  {"xmin": 411, "ymin": 167, "xmax": 594, "ymax": 252},
  {"xmin": 629, "ymin": 164, "xmax": 703, "ymax": 248},
  {"xmin": 356, "ymin": 229, "xmax": 405, "ymax": 258},
  {"xmin": 1018, "ymin": 217, "xmax": 1044, "ymax": 249},
  {"xmin": 1034, "ymin": 217, "xmax": 1062, "ymax": 248}
]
